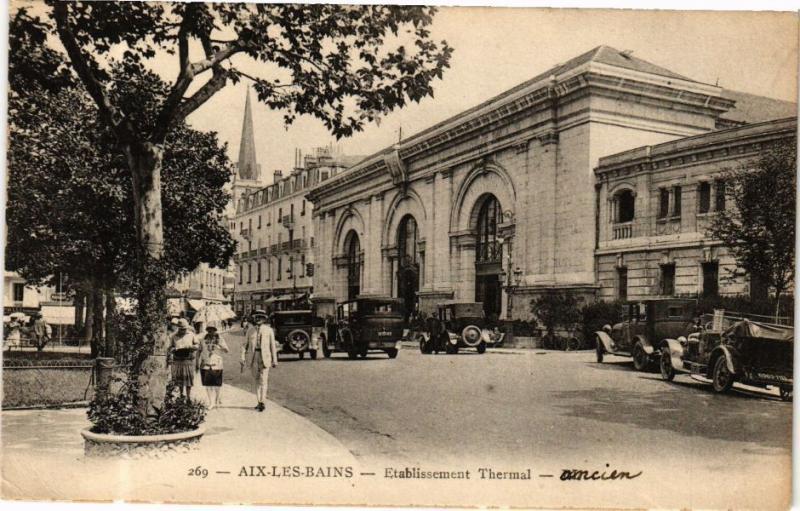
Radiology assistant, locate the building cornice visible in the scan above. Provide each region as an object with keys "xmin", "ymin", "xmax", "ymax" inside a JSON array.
[
  {"xmin": 309, "ymin": 67, "xmax": 732, "ymax": 208},
  {"xmin": 595, "ymin": 117, "xmax": 796, "ymax": 177}
]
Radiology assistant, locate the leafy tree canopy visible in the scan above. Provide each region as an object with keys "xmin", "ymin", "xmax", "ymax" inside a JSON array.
[
  {"xmin": 44, "ymin": 1, "xmax": 453, "ymax": 142},
  {"xmin": 7, "ymin": 10, "xmax": 235, "ymax": 291},
  {"xmin": 708, "ymin": 138, "xmax": 796, "ymax": 307}
]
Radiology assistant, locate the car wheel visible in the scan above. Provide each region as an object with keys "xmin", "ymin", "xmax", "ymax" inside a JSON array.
[
  {"xmin": 298, "ymin": 350, "xmax": 304, "ymax": 360},
  {"xmin": 632, "ymin": 342, "xmax": 649, "ymax": 371},
  {"xmin": 780, "ymin": 386, "xmax": 792, "ymax": 402},
  {"xmin": 659, "ymin": 348, "xmax": 675, "ymax": 381},
  {"xmin": 310, "ymin": 349, "xmax": 318, "ymax": 360},
  {"xmin": 322, "ymin": 344, "xmax": 332, "ymax": 358},
  {"xmin": 476, "ymin": 341, "xmax": 486, "ymax": 354},
  {"xmin": 386, "ymin": 348, "xmax": 398, "ymax": 359},
  {"xmin": 712, "ymin": 355, "xmax": 734, "ymax": 393},
  {"xmin": 566, "ymin": 337, "xmax": 581, "ymax": 351},
  {"xmin": 595, "ymin": 338, "xmax": 604, "ymax": 363},
  {"xmin": 419, "ymin": 335, "xmax": 432, "ymax": 354}
]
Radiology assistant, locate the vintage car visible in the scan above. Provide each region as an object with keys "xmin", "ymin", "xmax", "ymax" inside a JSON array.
[
  {"xmin": 659, "ymin": 317, "xmax": 793, "ymax": 400},
  {"xmin": 270, "ymin": 309, "xmax": 322, "ymax": 360},
  {"xmin": 594, "ymin": 298, "xmax": 696, "ymax": 371},
  {"xmin": 419, "ymin": 302, "xmax": 503, "ymax": 354},
  {"xmin": 322, "ymin": 297, "xmax": 404, "ymax": 359}
]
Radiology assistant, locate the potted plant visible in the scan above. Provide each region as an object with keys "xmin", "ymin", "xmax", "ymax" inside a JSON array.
[{"xmin": 81, "ymin": 308, "xmax": 207, "ymax": 459}]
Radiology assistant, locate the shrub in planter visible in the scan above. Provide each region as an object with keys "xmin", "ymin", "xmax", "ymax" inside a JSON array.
[
  {"xmin": 579, "ymin": 300, "xmax": 624, "ymax": 347},
  {"xmin": 88, "ymin": 379, "xmax": 206, "ymax": 436}
]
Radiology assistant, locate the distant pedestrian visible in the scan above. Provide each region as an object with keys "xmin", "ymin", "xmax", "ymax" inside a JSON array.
[
  {"xmin": 168, "ymin": 318, "xmax": 199, "ymax": 400},
  {"xmin": 4, "ymin": 318, "xmax": 22, "ymax": 350},
  {"xmin": 32, "ymin": 313, "xmax": 50, "ymax": 351},
  {"xmin": 240, "ymin": 310, "xmax": 278, "ymax": 412},
  {"xmin": 198, "ymin": 325, "xmax": 229, "ymax": 409}
]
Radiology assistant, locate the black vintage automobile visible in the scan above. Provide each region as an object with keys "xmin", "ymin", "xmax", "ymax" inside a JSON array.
[
  {"xmin": 595, "ymin": 298, "xmax": 696, "ymax": 371},
  {"xmin": 420, "ymin": 302, "xmax": 502, "ymax": 354},
  {"xmin": 322, "ymin": 297, "xmax": 404, "ymax": 359},
  {"xmin": 270, "ymin": 309, "xmax": 323, "ymax": 360},
  {"xmin": 659, "ymin": 316, "xmax": 793, "ymax": 401}
]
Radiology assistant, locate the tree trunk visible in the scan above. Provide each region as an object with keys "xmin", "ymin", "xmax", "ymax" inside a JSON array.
[
  {"xmin": 774, "ymin": 287, "xmax": 782, "ymax": 324},
  {"xmin": 85, "ymin": 289, "xmax": 95, "ymax": 349},
  {"xmin": 92, "ymin": 287, "xmax": 105, "ymax": 355},
  {"xmin": 124, "ymin": 141, "xmax": 170, "ymax": 415},
  {"xmin": 74, "ymin": 290, "xmax": 85, "ymax": 334},
  {"xmin": 105, "ymin": 290, "xmax": 116, "ymax": 358}
]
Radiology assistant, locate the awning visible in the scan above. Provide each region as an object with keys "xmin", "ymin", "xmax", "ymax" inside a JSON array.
[
  {"xmin": 265, "ymin": 294, "xmax": 295, "ymax": 304},
  {"xmin": 187, "ymin": 299, "xmax": 205, "ymax": 311},
  {"xmin": 40, "ymin": 305, "xmax": 76, "ymax": 325},
  {"xmin": 167, "ymin": 298, "xmax": 184, "ymax": 316}
]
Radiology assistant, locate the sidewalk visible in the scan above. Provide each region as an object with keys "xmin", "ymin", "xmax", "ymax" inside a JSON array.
[{"xmin": 1, "ymin": 383, "xmax": 360, "ymax": 505}]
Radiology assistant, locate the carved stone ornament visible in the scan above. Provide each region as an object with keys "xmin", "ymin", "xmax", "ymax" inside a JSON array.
[{"xmin": 383, "ymin": 146, "xmax": 409, "ymax": 185}]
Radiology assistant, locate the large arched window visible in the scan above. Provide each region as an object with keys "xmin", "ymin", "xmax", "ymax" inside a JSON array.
[
  {"xmin": 345, "ymin": 230, "xmax": 361, "ymax": 300},
  {"xmin": 476, "ymin": 195, "xmax": 501, "ymax": 263},
  {"xmin": 397, "ymin": 215, "xmax": 418, "ymax": 267},
  {"xmin": 614, "ymin": 189, "xmax": 635, "ymax": 223}
]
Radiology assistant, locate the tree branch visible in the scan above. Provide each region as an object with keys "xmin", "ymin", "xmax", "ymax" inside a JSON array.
[
  {"xmin": 232, "ymin": 69, "xmax": 296, "ymax": 89},
  {"xmin": 52, "ymin": 2, "xmax": 135, "ymax": 142},
  {"xmin": 152, "ymin": 9, "xmax": 195, "ymax": 142},
  {"xmin": 171, "ymin": 68, "xmax": 229, "ymax": 124}
]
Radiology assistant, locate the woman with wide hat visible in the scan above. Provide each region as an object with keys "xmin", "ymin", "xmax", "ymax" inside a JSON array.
[
  {"xmin": 168, "ymin": 318, "xmax": 199, "ymax": 399},
  {"xmin": 198, "ymin": 325, "xmax": 229, "ymax": 409}
]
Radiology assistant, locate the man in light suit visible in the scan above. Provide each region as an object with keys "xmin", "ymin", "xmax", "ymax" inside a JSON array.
[{"xmin": 240, "ymin": 310, "xmax": 278, "ymax": 412}]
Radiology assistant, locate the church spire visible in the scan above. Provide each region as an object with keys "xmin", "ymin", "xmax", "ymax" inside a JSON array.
[{"xmin": 237, "ymin": 88, "xmax": 259, "ymax": 181}]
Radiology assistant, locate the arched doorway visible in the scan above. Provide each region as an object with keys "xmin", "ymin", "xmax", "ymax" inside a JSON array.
[
  {"xmin": 475, "ymin": 195, "xmax": 502, "ymax": 319},
  {"xmin": 396, "ymin": 215, "xmax": 419, "ymax": 319},
  {"xmin": 344, "ymin": 230, "xmax": 361, "ymax": 300}
]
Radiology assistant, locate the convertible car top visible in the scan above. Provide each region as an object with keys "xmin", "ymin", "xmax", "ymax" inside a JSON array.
[{"xmin": 725, "ymin": 319, "xmax": 794, "ymax": 342}]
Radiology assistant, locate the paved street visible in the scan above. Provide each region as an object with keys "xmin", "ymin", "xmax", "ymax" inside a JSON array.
[{"xmin": 221, "ymin": 328, "xmax": 791, "ymax": 507}]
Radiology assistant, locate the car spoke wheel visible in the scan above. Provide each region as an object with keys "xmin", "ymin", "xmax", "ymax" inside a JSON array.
[
  {"xmin": 632, "ymin": 342, "xmax": 649, "ymax": 371},
  {"xmin": 659, "ymin": 348, "xmax": 675, "ymax": 381},
  {"xmin": 780, "ymin": 386, "xmax": 792, "ymax": 402},
  {"xmin": 566, "ymin": 337, "xmax": 581, "ymax": 351},
  {"xmin": 595, "ymin": 338, "xmax": 604, "ymax": 363},
  {"xmin": 712, "ymin": 355, "xmax": 734, "ymax": 393}
]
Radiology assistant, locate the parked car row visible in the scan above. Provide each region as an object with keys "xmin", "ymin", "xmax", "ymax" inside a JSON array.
[
  {"xmin": 594, "ymin": 298, "xmax": 793, "ymax": 401},
  {"xmin": 265, "ymin": 298, "xmax": 506, "ymax": 361}
]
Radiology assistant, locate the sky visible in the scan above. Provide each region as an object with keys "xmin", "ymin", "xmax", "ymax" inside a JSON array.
[
  {"xmin": 6, "ymin": 1, "xmax": 798, "ymax": 185},
  {"xmin": 182, "ymin": 7, "xmax": 798, "ymax": 184}
]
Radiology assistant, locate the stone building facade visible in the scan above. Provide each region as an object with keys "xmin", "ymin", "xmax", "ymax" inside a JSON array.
[
  {"xmin": 232, "ymin": 147, "xmax": 357, "ymax": 316},
  {"xmin": 595, "ymin": 117, "xmax": 796, "ymax": 301},
  {"xmin": 306, "ymin": 46, "xmax": 795, "ymax": 320}
]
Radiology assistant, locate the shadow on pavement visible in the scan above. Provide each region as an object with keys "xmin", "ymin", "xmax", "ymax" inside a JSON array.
[{"xmin": 551, "ymin": 386, "xmax": 791, "ymax": 450}]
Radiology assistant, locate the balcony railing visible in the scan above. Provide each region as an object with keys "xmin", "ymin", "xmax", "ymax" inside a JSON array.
[
  {"xmin": 476, "ymin": 240, "xmax": 501, "ymax": 263},
  {"xmin": 612, "ymin": 222, "xmax": 634, "ymax": 240},
  {"xmin": 240, "ymin": 228, "xmax": 251, "ymax": 239},
  {"xmin": 282, "ymin": 215, "xmax": 294, "ymax": 228}
]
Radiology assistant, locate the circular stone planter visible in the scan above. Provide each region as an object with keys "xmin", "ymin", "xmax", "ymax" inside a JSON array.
[{"xmin": 81, "ymin": 427, "xmax": 205, "ymax": 459}]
